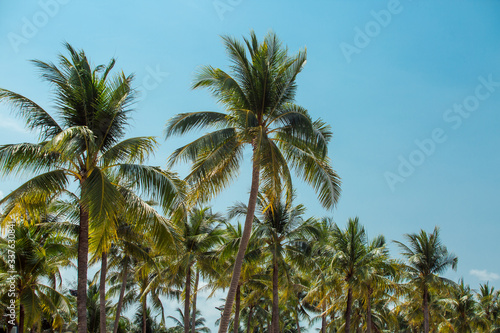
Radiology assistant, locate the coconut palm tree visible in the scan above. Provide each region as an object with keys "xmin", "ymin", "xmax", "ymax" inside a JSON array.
[
  {"xmin": 209, "ymin": 221, "xmax": 264, "ymax": 333},
  {"xmin": 358, "ymin": 235, "xmax": 400, "ymax": 333},
  {"xmin": 476, "ymin": 282, "xmax": 500, "ymax": 331},
  {"xmin": 303, "ymin": 217, "xmax": 341, "ymax": 333},
  {"xmin": 149, "ymin": 206, "xmax": 223, "ymax": 333},
  {"xmin": 228, "ymin": 193, "xmax": 318, "ymax": 333},
  {"xmin": 394, "ymin": 227, "xmax": 458, "ymax": 333},
  {"xmin": 0, "ymin": 212, "xmax": 74, "ymax": 333},
  {"xmin": 176, "ymin": 207, "xmax": 224, "ymax": 333},
  {"xmin": 164, "ymin": 31, "xmax": 341, "ymax": 333},
  {"xmin": 0, "ymin": 44, "xmax": 183, "ymax": 333},
  {"xmin": 167, "ymin": 308, "xmax": 211, "ymax": 333},
  {"xmin": 328, "ymin": 217, "xmax": 388, "ymax": 333},
  {"xmin": 327, "ymin": 217, "xmax": 366, "ymax": 333},
  {"xmin": 444, "ymin": 278, "xmax": 487, "ymax": 332},
  {"xmin": 105, "ymin": 217, "xmax": 162, "ymax": 333}
]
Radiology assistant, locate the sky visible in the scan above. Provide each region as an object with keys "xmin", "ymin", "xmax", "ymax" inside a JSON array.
[{"xmin": 1, "ymin": 0, "xmax": 500, "ymax": 329}]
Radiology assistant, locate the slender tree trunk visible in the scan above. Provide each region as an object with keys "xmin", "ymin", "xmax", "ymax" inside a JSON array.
[
  {"xmin": 112, "ymin": 262, "xmax": 129, "ymax": 333},
  {"xmin": 233, "ymin": 285, "xmax": 241, "ymax": 333},
  {"xmin": 321, "ymin": 301, "xmax": 326, "ymax": 333},
  {"xmin": 271, "ymin": 254, "xmax": 279, "ymax": 333},
  {"xmin": 245, "ymin": 306, "xmax": 254, "ymax": 333},
  {"xmin": 99, "ymin": 252, "xmax": 108, "ymax": 333},
  {"xmin": 184, "ymin": 264, "xmax": 192, "ymax": 333},
  {"xmin": 191, "ymin": 269, "xmax": 200, "ymax": 333},
  {"xmin": 345, "ymin": 287, "xmax": 353, "ymax": 333},
  {"xmin": 142, "ymin": 296, "xmax": 147, "ymax": 333},
  {"xmin": 218, "ymin": 151, "xmax": 260, "ymax": 333},
  {"xmin": 19, "ymin": 304, "xmax": 24, "ymax": 333},
  {"xmin": 366, "ymin": 287, "xmax": 373, "ymax": 333},
  {"xmin": 295, "ymin": 307, "xmax": 301, "ymax": 333},
  {"xmin": 423, "ymin": 285, "xmax": 429, "ymax": 333},
  {"xmin": 77, "ymin": 202, "xmax": 89, "ymax": 333}
]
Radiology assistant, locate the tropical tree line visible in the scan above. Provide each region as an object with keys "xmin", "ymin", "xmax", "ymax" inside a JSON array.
[
  {"xmin": 0, "ymin": 31, "xmax": 497, "ymax": 333},
  {"xmin": 0, "ymin": 198, "xmax": 499, "ymax": 333}
]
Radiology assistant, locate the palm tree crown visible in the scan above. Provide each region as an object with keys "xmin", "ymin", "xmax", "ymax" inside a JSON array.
[{"xmin": 395, "ymin": 227, "xmax": 458, "ymax": 333}]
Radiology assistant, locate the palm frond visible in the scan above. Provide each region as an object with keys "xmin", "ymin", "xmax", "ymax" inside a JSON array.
[{"xmin": 0, "ymin": 88, "xmax": 62, "ymax": 139}]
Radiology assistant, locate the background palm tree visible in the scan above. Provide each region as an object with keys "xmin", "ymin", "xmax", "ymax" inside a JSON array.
[
  {"xmin": 328, "ymin": 217, "xmax": 368, "ymax": 333},
  {"xmin": 167, "ymin": 308, "xmax": 211, "ymax": 333},
  {"xmin": 229, "ymin": 193, "xmax": 318, "ymax": 333},
  {"xmin": 0, "ymin": 211, "xmax": 74, "ymax": 333},
  {"xmin": 476, "ymin": 282, "xmax": 500, "ymax": 331},
  {"xmin": 166, "ymin": 206, "xmax": 224, "ymax": 333},
  {"xmin": 0, "ymin": 44, "xmax": 183, "ymax": 333},
  {"xmin": 394, "ymin": 226, "xmax": 458, "ymax": 333},
  {"xmin": 164, "ymin": 31, "xmax": 341, "ymax": 333},
  {"xmin": 444, "ymin": 278, "xmax": 487, "ymax": 332},
  {"xmin": 209, "ymin": 221, "xmax": 264, "ymax": 333}
]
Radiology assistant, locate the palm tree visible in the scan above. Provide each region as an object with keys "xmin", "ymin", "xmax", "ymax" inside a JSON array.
[
  {"xmin": 394, "ymin": 227, "xmax": 458, "ymax": 333},
  {"xmin": 476, "ymin": 282, "xmax": 500, "ymax": 331},
  {"xmin": 0, "ymin": 44, "xmax": 183, "ymax": 333},
  {"xmin": 328, "ymin": 217, "xmax": 387, "ymax": 333},
  {"xmin": 229, "ymin": 194, "xmax": 318, "ymax": 333},
  {"xmin": 106, "ymin": 219, "xmax": 160, "ymax": 333},
  {"xmin": 303, "ymin": 217, "xmax": 341, "ymax": 333},
  {"xmin": 445, "ymin": 279, "xmax": 487, "ymax": 332},
  {"xmin": 358, "ymin": 235, "xmax": 400, "ymax": 333},
  {"xmin": 0, "ymin": 212, "xmax": 74, "ymax": 333},
  {"xmin": 164, "ymin": 31, "xmax": 341, "ymax": 333},
  {"xmin": 167, "ymin": 308, "xmax": 211, "ymax": 333},
  {"xmin": 209, "ymin": 221, "xmax": 265, "ymax": 333},
  {"xmin": 172, "ymin": 207, "xmax": 224, "ymax": 333}
]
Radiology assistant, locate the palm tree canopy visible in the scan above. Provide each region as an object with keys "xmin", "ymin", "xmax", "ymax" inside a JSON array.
[
  {"xmin": 0, "ymin": 43, "xmax": 184, "ymax": 248},
  {"xmin": 395, "ymin": 226, "xmax": 458, "ymax": 281},
  {"xmin": 165, "ymin": 31, "xmax": 340, "ymax": 209}
]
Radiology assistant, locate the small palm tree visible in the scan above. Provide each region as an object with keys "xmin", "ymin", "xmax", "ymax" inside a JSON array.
[
  {"xmin": 303, "ymin": 217, "xmax": 341, "ymax": 333},
  {"xmin": 476, "ymin": 282, "xmax": 500, "ymax": 331},
  {"xmin": 106, "ymin": 218, "xmax": 160, "ymax": 333},
  {"xmin": 229, "ymin": 193, "xmax": 318, "ymax": 333},
  {"xmin": 0, "ymin": 44, "xmax": 183, "ymax": 333},
  {"xmin": 328, "ymin": 217, "xmax": 373, "ymax": 333},
  {"xmin": 0, "ymin": 213, "xmax": 74, "ymax": 333},
  {"xmin": 165, "ymin": 31, "xmax": 341, "ymax": 333},
  {"xmin": 394, "ymin": 227, "xmax": 458, "ymax": 333},
  {"xmin": 166, "ymin": 207, "xmax": 224, "ymax": 333},
  {"xmin": 209, "ymin": 221, "xmax": 264, "ymax": 333},
  {"xmin": 167, "ymin": 308, "xmax": 211, "ymax": 333},
  {"xmin": 445, "ymin": 279, "xmax": 487, "ymax": 332}
]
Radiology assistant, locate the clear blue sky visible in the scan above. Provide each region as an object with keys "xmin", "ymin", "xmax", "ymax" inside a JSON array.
[{"xmin": 1, "ymin": 0, "xmax": 500, "ymax": 329}]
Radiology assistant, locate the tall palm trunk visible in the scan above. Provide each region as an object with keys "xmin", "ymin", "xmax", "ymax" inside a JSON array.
[
  {"xmin": 99, "ymin": 252, "xmax": 108, "ymax": 333},
  {"xmin": 233, "ymin": 285, "xmax": 241, "ymax": 333},
  {"xmin": 184, "ymin": 264, "xmax": 192, "ymax": 333},
  {"xmin": 366, "ymin": 287, "xmax": 373, "ymax": 333},
  {"xmin": 321, "ymin": 301, "xmax": 327, "ymax": 333},
  {"xmin": 423, "ymin": 285, "xmax": 429, "ymax": 333},
  {"xmin": 77, "ymin": 201, "xmax": 89, "ymax": 333},
  {"xmin": 191, "ymin": 269, "xmax": 200, "ymax": 333},
  {"xmin": 345, "ymin": 287, "xmax": 353, "ymax": 333},
  {"xmin": 218, "ymin": 151, "xmax": 260, "ymax": 333},
  {"xmin": 246, "ymin": 305, "xmax": 254, "ymax": 333},
  {"xmin": 113, "ymin": 262, "xmax": 129, "ymax": 333},
  {"xmin": 271, "ymin": 253, "xmax": 279, "ymax": 333},
  {"xmin": 294, "ymin": 308, "xmax": 301, "ymax": 333}
]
